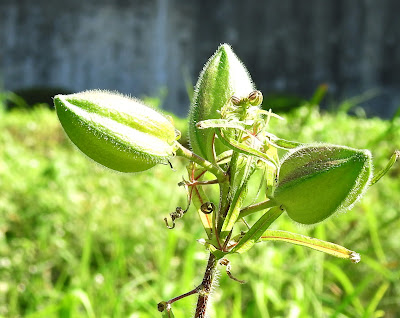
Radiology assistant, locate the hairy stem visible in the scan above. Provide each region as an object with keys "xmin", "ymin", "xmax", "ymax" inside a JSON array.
[
  {"xmin": 168, "ymin": 286, "xmax": 201, "ymax": 305},
  {"xmin": 175, "ymin": 142, "xmax": 226, "ymax": 183},
  {"xmin": 194, "ymin": 253, "xmax": 219, "ymax": 318},
  {"xmin": 239, "ymin": 199, "xmax": 278, "ymax": 218}
]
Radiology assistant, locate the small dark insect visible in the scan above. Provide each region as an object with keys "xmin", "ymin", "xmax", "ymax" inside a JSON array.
[{"xmin": 200, "ymin": 202, "xmax": 215, "ymax": 214}]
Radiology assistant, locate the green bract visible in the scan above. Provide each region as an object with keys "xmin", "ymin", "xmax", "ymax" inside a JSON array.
[
  {"xmin": 189, "ymin": 43, "xmax": 255, "ymax": 162},
  {"xmin": 54, "ymin": 90, "xmax": 177, "ymax": 173},
  {"xmin": 272, "ymin": 144, "xmax": 373, "ymax": 224}
]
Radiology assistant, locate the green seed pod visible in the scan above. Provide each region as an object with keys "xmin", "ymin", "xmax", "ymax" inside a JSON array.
[
  {"xmin": 189, "ymin": 43, "xmax": 255, "ymax": 162},
  {"xmin": 272, "ymin": 144, "xmax": 373, "ymax": 224},
  {"xmin": 54, "ymin": 90, "xmax": 178, "ymax": 173}
]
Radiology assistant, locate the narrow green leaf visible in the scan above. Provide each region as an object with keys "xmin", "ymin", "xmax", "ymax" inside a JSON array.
[
  {"xmin": 215, "ymin": 150, "xmax": 233, "ymax": 165},
  {"xmin": 310, "ymin": 83, "xmax": 328, "ymax": 105},
  {"xmin": 69, "ymin": 289, "xmax": 95, "ymax": 318},
  {"xmin": 360, "ymin": 255, "xmax": 396, "ymax": 281},
  {"xmin": 362, "ymin": 282, "xmax": 389, "ymax": 318},
  {"xmin": 260, "ymin": 230, "xmax": 360, "ymax": 262},
  {"xmin": 231, "ymin": 206, "xmax": 283, "ymax": 254},
  {"xmin": 216, "ymin": 129, "xmax": 278, "ymax": 168},
  {"xmin": 269, "ymin": 137, "xmax": 303, "ymax": 149},
  {"xmin": 256, "ymin": 109, "xmax": 285, "ymax": 121},
  {"xmin": 263, "ymin": 146, "xmax": 279, "ymax": 198},
  {"xmin": 159, "ymin": 302, "xmax": 175, "ymax": 318},
  {"xmin": 197, "ymin": 118, "xmax": 253, "ymax": 130},
  {"xmin": 370, "ymin": 150, "xmax": 399, "ymax": 185},
  {"xmin": 184, "ymin": 163, "xmax": 214, "ymax": 239},
  {"xmin": 161, "ymin": 308, "xmax": 175, "ymax": 318},
  {"xmin": 364, "ymin": 201, "xmax": 386, "ymax": 263},
  {"xmin": 324, "ymin": 262, "xmax": 365, "ymax": 315},
  {"xmin": 191, "ymin": 183, "xmax": 213, "ymax": 239},
  {"xmin": 220, "ymin": 185, "xmax": 248, "ymax": 237},
  {"xmin": 221, "ymin": 123, "xmax": 264, "ymax": 234}
]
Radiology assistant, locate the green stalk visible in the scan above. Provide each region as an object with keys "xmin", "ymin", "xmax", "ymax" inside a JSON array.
[
  {"xmin": 216, "ymin": 111, "xmax": 250, "ymax": 234},
  {"xmin": 239, "ymin": 199, "xmax": 278, "ymax": 218},
  {"xmin": 231, "ymin": 206, "xmax": 283, "ymax": 254},
  {"xmin": 174, "ymin": 142, "xmax": 226, "ymax": 183}
]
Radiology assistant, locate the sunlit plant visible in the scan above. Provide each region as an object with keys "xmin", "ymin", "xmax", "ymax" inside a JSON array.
[{"xmin": 54, "ymin": 44, "xmax": 398, "ymax": 318}]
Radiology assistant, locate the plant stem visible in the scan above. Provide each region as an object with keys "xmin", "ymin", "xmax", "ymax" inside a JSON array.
[
  {"xmin": 175, "ymin": 142, "xmax": 226, "ymax": 183},
  {"xmin": 239, "ymin": 199, "xmax": 278, "ymax": 218},
  {"xmin": 167, "ymin": 286, "xmax": 201, "ymax": 305},
  {"xmin": 194, "ymin": 253, "xmax": 219, "ymax": 318}
]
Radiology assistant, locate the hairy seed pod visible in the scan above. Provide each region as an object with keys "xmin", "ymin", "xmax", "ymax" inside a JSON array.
[
  {"xmin": 200, "ymin": 202, "xmax": 215, "ymax": 214},
  {"xmin": 188, "ymin": 44, "xmax": 255, "ymax": 162},
  {"xmin": 54, "ymin": 90, "xmax": 178, "ymax": 173},
  {"xmin": 248, "ymin": 90, "xmax": 263, "ymax": 106},
  {"xmin": 272, "ymin": 144, "xmax": 373, "ymax": 224}
]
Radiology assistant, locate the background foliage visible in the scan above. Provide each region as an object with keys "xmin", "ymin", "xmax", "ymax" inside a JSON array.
[{"xmin": 0, "ymin": 93, "xmax": 399, "ymax": 317}]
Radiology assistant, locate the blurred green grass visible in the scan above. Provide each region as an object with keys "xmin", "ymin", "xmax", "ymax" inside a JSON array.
[{"xmin": 0, "ymin": 98, "xmax": 399, "ymax": 318}]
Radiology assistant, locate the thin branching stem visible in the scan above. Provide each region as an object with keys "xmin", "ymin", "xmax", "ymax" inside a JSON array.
[{"xmin": 167, "ymin": 286, "xmax": 201, "ymax": 305}]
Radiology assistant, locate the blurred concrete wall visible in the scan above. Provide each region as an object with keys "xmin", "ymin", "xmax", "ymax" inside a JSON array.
[{"xmin": 0, "ymin": 0, "xmax": 399, "ymax": 117}]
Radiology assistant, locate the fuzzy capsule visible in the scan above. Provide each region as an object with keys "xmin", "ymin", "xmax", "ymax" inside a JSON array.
[
  {"xmin": 272, "ymin": 144, "xmax": 373, "ymax": 224},
  {"xmin": 54, "ymin": 90, "xmax": 177, "ymax": 173},
  {"xmin": 188, "ymin": 44, "xmax": 255, "ymax": 162}
]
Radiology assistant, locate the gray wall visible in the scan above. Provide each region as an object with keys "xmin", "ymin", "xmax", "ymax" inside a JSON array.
[{"xmin": 1, "ymin": 0, "xmax": 399, "ymax": 117}]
